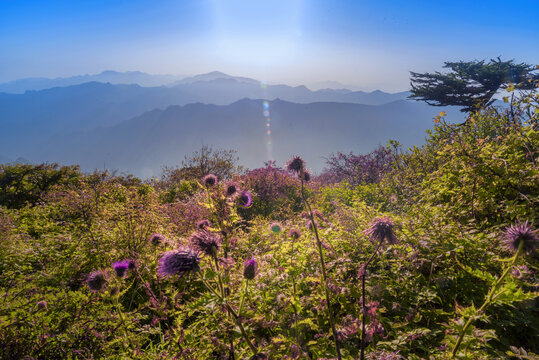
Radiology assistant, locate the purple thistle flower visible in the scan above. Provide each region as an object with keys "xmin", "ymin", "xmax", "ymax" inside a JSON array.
[
  {"xmin": 202, "ymin": 174, "xmax": 218, "ymax": 187},
  {"xmin": 237, "ymin": 190, "xmax": 252, "ymax": 207},
  {"xmin": 302, "ymin": 169, "xmax": 311, "ymax": 182},
  {"xmin": 189, "ymin": 230, "xmax": 222, "ymax": 256},
  {"xmin": 196, "ymin": 219, "xmax": 211, "ymax": 230},
  {"xmin": 225, "ymin": 182, "xmax": 239, "ymax": 196},
  {"xmin": 113, "ymin": 260, "xmax": 132, "ymax": 277},
  {"xmin": 270, "ymin": 222, "xmax": 282, "ymax": 234},
  {"xmin": 87, "ymin": 271, "xmax": 107, "ymax": 292},
  {"xmin": 364, "ymin": 216, "xmax": 398, "ymax": 245},
  {"xmin": 149, "ymin": 233, "xmax": 164, "ymax": 246},
  {"xmin": 286, "ymin": 156, "xmax": 305, "ymax": 173},
  {"xmin": 502, "ymin": 221, "xmax": 538, "ymax": 255},
  {"xmin": 288, "ymin": 228, "xmax": 301, "ymax": 239},
  {"xmin": 37, "ymin": 300, "xmax": 47, "ymax": 310},
  {"xmin": 290, "ymin": 345, "xmax": 301, "ymax": 359},
  {"xmin": 243, "ymin": 257, "xmax": 258, "ymax": 280},
  {"xmin": 158, "ymin": 248, "xmax": 200, "ymax": 277}
]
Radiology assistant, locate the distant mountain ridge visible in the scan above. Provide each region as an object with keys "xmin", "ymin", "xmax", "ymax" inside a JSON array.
[
  {"xmin": 0, "ymin": 70, "xmax": 186, "ymax": 93},
  {"xmin": 175, "ymin": 71, "xmax": 260, "ymax": 85},
  {"xmin": 0, "ymin": 70, "xmax": 405, "ymax": 99}
]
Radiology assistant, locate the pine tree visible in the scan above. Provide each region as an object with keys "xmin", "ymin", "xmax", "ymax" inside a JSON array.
[{"xmin": 409, "ymin": 58, "xmax": 538, "ymax": 112}]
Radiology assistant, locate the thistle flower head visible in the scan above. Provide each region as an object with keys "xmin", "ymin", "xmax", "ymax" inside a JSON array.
[
  {"xmin": 202, "ymin": 174, "xmax": 218, "ymax": 187},
  {"xmin": 270, "ymin": 222, "xmax": 282, "ymax": 234},
  {"xmin": 286, "ymin": 156, "xmax": 305, "ymax": 173},
  {"xmin": 364, "ymin": 216, "xmax": 398, "ymax": 245},
  {"xmin": 301, "ymin": 169, "xmax": 311, "ymax": 182},
  {"xmin": 243, "ymin": 257, "xmax": 258, "ymax": 280},
  {"xmin": 237, "ymin": 190, "xmax": 252, "ymax": 207},
  {"xmin": 87, "ymin": 271, "xmax": 107, "ymax": 292},
  {"xmin": 149, "ymin": 233, "xmax": 164, "ymax": 246},
  {"xmin": 158, "ymin": 248, "xmax": 200, "ymax": 277},
  {"xmin": 189, "ymin": 230, "xmax": 222, "ymax": 256},
  {"xmin": 288, "ymin": 228, "xmax": 301, "ymax": 239},
  {"xmin": 225, "ymin": 182, "xmax": 239, "ymax": 196},
  {"xmin": 196, "ymin": 219, "xmax": 211, "ymax": 230},
  {"xmin": 37, "ymin": 301, "xmax": 47, "ymax": 310},
  {"xmin": 502, "ymin": 221, "xmax": 538, "ymax": 255},
  {"xmin": 113, "ymin": 260, "xmax": 132, "ymax": 277},
  {"xmin": 290, "ymin": 345, "xmax": 301, "ymax": 359}
]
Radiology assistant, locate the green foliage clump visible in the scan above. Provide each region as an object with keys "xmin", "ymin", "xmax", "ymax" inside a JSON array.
[{"xmin": 0, "ymin": 163, "xmax": 81, "ymax": 209}]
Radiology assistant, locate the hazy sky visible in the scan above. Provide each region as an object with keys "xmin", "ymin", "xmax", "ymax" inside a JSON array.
[{"xmin": 1, "ymin": 0, "xmax": 538, "ymax": 91}]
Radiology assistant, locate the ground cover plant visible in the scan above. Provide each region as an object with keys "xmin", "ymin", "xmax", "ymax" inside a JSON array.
[{"xmin": 0, "ymin": 88, "xmax": 537, "ymax": 359}]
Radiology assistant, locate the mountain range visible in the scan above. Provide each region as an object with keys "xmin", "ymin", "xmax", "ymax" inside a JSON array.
[
  {"xmin": 0, "ymin": 71, "xmax": 464, "ymax": 177},
  {"xmin": 0, "ymin": 71, "xmax": 186, "ymax": 94}
]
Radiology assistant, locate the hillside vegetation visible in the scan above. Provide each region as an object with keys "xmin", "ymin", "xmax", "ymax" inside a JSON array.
[{"xmin": 0, "ymin": 90, "xmax": 537, "ymax": 359}]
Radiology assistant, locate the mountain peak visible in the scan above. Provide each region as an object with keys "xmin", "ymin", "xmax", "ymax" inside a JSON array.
[
  {"xmin": 177, "ymin": 71, "xmax": 259, "ymax": 85},
  {"xmin": 205, "ymin": 71, "xmax": 230, "ymax": 77}
]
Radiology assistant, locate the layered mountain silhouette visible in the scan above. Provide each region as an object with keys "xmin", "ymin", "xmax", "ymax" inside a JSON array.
[
  {"xmin": 0, "ymin": 71, "xmax": 464, "ymax": 176},
  {"xmin": 33, "ymin": 98, "xmax": 461, "ymax": 177},
  {"xmin": 0, "ymin": 70, "xmax": 185, "ymax": 93},
  {"xmin": 0, "ymin": 74, "xmax": 412, "ymax": 156}
]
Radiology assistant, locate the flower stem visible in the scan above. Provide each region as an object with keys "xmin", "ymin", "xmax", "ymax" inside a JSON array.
[
  {"xmin": 299, "ymin": 172, "xmax": 342, "ymax": 360},
  {"xmin": 451, "ymin": 241, "xmax": 524, "ymax": 357},
  {"xmin": 213, "ymin": 254, "xmax": 225, "ymax": 297},
  {"xmin": 290, "ymin": 240, "xmax": 301, "ymax": 347},
  {"xmin": 197, "ymin": 271, "xmax": 258, "ymax": 356},
  {"xmin": 360, "ymin": 238, "xmax": 383, "ymax": 360},
  {"xmin": 238, "ymin": 280, "xmax": 248, "ymax": 316},
  {"xmin": 114, "ymin": 293, "xmax": 134, "ymax": 351}
]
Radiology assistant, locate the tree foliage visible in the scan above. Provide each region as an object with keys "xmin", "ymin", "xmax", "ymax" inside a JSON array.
[
  {"xmin": 161, "ymin": 145, "xmax": 242, "ymax": 184},
  {"xmin": 0, "ymin": 163, "xmax": 81, "ymax": 209},
  {"xmin": 409, "ymin": 58, "xmax": 538, "ymax": 112},
  {"xmin": 320, "ymin": 146, "xmax": 393, "ymax": 187}
]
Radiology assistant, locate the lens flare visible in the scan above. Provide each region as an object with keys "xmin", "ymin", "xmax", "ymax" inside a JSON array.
[{"xmin": 262, "ymin": 100, "xmax": 273, "ymax": 162}]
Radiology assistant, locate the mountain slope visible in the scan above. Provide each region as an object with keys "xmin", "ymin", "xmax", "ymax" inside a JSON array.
[{"xmin": 36, "ymin": 99, "xmax": 463, "ymax": 177}]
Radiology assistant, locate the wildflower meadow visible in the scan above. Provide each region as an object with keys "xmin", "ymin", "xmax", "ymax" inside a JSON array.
[{"xmin": 0, "ymin": 90, "xmax": 537, "ymax": 359}]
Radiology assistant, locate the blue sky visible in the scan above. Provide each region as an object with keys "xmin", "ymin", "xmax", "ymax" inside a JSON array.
[{"xmin": 1, "ymin": 0, "xmax": 538, "ymax": 91}]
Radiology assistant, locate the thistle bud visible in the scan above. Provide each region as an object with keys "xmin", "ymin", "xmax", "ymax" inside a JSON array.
[{"xmin": 243, "ymin": 257, "xmax": 258, "ymax": 280}]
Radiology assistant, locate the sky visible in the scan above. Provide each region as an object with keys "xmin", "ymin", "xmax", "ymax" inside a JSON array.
[{"xmin": 1, "ymin": 0, "xmax": 538, "ymax": 91}]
